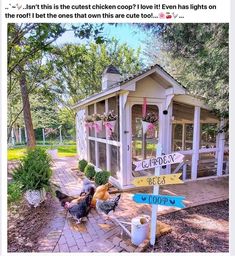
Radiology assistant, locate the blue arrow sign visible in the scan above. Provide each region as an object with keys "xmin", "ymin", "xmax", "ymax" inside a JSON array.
[{"xmin": 133, "ymin": 193, "xmax": 185, "ymax": 208}]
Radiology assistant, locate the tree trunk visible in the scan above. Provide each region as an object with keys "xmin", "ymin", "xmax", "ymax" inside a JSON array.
[
  {"xmin": 14, "ymin": 124, "xmax": 20, "ymax": 143},
  {"xmin": 19, "ymin": 66, "xmax": 36, "ymax": 148}
]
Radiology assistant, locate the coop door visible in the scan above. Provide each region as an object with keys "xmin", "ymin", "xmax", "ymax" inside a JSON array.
[
  {"xmin": 76, "ymin": 109, "xmax": 87, "ymax": 160},
  {"xmin": 131, "ymin": 104, "xmax": 159, "ymax": 175}
]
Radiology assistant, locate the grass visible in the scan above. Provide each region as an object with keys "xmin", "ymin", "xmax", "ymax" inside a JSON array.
[
  {"xmin": 8, "ymin": 148, "xmax": 27, "ymax": 161},
  {"xmin": 8, "ymin": 145, "xmax": 77, "ymax": 160}
]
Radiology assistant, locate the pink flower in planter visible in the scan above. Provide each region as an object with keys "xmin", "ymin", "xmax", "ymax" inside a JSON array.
[
  {"xmin": 85, "ymin": 122, "xmax": 93, "ymax": 129},
  {"xmin": 104, "ymin": 120, "xmax": 116, "ymax": 137},
  {"xmin": 142, "ymin": 112, "xmax": 158, "ymax": 134},
  {"xmin": 93, "ymin": 120, "xmax": 102, "ymax": 133},
  {"xmin": 142, "ymin": 121, "xmax": 156, "ymax": 134}
]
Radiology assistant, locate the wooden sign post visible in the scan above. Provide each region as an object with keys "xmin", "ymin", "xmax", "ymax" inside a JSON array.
[
  {"xmin": 150, "ymin": 143, "xmax": 162, "ymax": 246},
  {"xmin": 132, "ymin": 143, "xmax": 185, "ymax": 247}
]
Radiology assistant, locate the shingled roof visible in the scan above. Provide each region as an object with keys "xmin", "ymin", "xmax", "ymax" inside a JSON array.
[{"xmin": 72, "ymin": 63, "xmax": 187, "ymax": 109}]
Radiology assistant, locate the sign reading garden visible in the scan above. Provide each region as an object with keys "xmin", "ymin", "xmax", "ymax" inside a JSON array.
[
  {"xmin": 133, "ymin": 152, "xmax": 184, "ymax": 171},
  {"xmin": 132, "ymin": 144, "xmax": 185, "ymax": 246}
]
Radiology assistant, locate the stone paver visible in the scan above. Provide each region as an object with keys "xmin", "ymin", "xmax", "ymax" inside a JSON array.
[{"xmin": 36, "ymin": 157, "xmax": 229, "ymax": 253}]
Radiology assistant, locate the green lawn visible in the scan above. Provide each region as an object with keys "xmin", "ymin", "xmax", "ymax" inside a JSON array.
[{"xmin": 8, "ymin": 145, "xmax": 77, "ymax": 160}]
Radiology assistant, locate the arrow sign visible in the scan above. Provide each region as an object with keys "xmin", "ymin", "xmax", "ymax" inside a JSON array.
[
  {"xmin": 133, "ymin": 193, "xmax": 185, "ymax": 208},
  {"xmin": 132, "ymin": 173, "xmax": 183, "ymax": 187},
  {"xmin": 133, "ymin": 152, "xmax": 184, "ymax": 171}
]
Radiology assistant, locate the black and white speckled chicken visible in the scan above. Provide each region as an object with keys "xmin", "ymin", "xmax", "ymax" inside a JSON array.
[
  {"xmin": 65, "ymin": 187, "xmax": 95, "ymax": 223},
  {"xmin": 96, "ymin": 194, "xmax": 121, "ymax": 216}
]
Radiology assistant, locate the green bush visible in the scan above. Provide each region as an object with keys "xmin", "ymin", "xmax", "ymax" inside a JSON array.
[
  {"xmin": 8, "ymin": 181, "xmax": 23, "ymax": 203},
  {"xmin": 94, "ymin": 170, "xmax": 111, "ymax": 186},
  {"xmin": 79, "ymin": 159, "xmax": 88, "ymax": 172},
  {"xmin": 13, "ymin": 148, "xmax": 52, "ymax": 191},
  {"xmin": 84, "ymin": 164, "xmax": 96, "ymax": 179}
]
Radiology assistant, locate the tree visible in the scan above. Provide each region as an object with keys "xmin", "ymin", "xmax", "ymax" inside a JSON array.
[
  {"xmin": 140, "ymin": 23, "xmax": 229, "ymax": 118},
  {"xmin": 50, "ymin": 37, "xmax": 143, "ymax": 105},
  {"xmin": 7, "ymin": 23, "xmax": 104, "ymax": 147}
]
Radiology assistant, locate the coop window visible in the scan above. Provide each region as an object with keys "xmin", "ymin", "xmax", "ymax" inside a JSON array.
[{"xmin": 87, "ymin": 95, "xmax": 120, "ymax": 181}]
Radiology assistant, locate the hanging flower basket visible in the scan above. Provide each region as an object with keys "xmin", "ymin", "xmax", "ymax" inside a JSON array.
[
  {"xmin": 84, "ymin": 115, "xmax": 94, "ymax": 129},
  {"xmin": 93, "ymin": 120, "xmax": 103, "ymax": 133},
  {"xmin": 104, "ymin": 120, "xmax": 116, "ymax": 137},
  {"xmin": 142, "ymin": 121, "xmax": 156, "ymax": 134},
  {"xmin": 85, "ymin": 122, "xmax": 94, "ymax": 129},
  {"xmin": 91, "ymin": 114, "xmax": 104, "ymax": 133},
  {"xmin": 102, "ymin": 110, "xmax": 117, "ymax": 138},
  {"xmin": 142, "ymin": 112, "xmax": 158, "ymax": 134},
  {"xmin": 25, "ymin": 188, "xmax": 46, "ymax": 207}
]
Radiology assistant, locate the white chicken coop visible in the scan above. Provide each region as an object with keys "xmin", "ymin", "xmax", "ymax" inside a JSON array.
[{"xmin": 73, "ymin": 64, "xmax": 228, "ymax": 189}]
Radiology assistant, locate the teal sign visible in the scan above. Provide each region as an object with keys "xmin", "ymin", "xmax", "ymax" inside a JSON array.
[{"xmin": 133, "ymin": 193, "xmax": 185, "ymax": 208}]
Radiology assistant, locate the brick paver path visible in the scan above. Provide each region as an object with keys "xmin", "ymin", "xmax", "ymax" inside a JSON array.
[{"xmin": 37, "ymin": 157, "xmax": 229, "ymax": 253}]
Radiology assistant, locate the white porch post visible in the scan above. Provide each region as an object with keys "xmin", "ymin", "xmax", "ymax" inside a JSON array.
[
  {"xmin": 217, "ymin": 119, "xmax": 225, "ymax": 176},
  {"xmin": 192, "ymin": 106, "xmax": 200, "ymax": 180},
  {"xmin": 182, "ymin": 123, "xmax": 186, "ymax": 150},
  {"xmin": 165, "ymin": 102, "xmax": 173, "ymax": 174},
  {"xmin": 94, "ymin": 104, "xmax": 99, "ymax": 167},
  {"xmin": 215, "ymin": 122, "xmax": 220, "ymax": 159},
  {"xmin": 119, "ymin": 93, "xmax": 128, "ymax": 187},
  {"xmin": 105, "ymin": 100, "xmax": 111, "ymax": 172}
]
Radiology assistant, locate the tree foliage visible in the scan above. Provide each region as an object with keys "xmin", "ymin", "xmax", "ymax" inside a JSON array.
[
  {"xmin": 50, "ymin": 37, "xmax": 142, "ymax": 104},
  {"xmin": 7, "ymin": 23, "xmax": 105, "ymax": 145},
  {"xmin": 7, "ymin": 24, "xmax": 143, "ymax": 144},
  {"xmin": 142, "ymin": 23, "xmax": 229, "ymax": 117}
]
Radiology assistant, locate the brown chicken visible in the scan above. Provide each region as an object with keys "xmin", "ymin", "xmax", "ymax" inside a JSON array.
[{"xmin": 91, "ymin": 183, "xmax": 110, "ymax": 207}]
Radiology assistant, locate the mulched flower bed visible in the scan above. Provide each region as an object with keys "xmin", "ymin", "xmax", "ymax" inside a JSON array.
[
  {"xmin": 147, "ymin": 200, "xmax": 229, "ymax": 253},
  {"xmin": 8, "ymin": 193, "xmax": 57, "ymax": 252}
]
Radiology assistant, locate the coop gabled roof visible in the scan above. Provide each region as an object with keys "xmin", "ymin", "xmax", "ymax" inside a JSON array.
[{"xmin": 72, "ymin": 63, "xmax": 187, "ymax": 109}]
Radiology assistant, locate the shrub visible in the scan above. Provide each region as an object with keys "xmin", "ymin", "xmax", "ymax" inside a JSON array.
[
  {"xmin": 8, "ymin": 181, "xmax": 23, "ymax": 204},
  {"xmin": 79, "ymin": 159, "xmax": 88, "ymax": 172},
  {"xmin": 94, "ymin": 170, "xmax": 111, "ymax": 186},
  {"xmin": 13, "ymin": 148, "xmax": 52, "ymax": 191},
  {"xmin": 84, "ymin": 164, "xmax": 96, "ymax": 179}
]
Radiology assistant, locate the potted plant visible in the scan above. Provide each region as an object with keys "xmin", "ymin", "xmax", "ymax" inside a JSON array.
[
  {"xmin": 142, "ymin": 112, "xmax": 158, "ymax": 134},
  {"xmin": 78, "ymin": 159, "xmax": 88, "ymax": 172},
  {"xmin": 94, "ymin": 170, "xmax": 111, "ymax": 186},
  {"xmin": 45, "ymin": 127, "xmax": 58, "ymax": 159},
  {"xmin": 103, "ymin": 110, "xmax": 117, "ymax": 137},
  {"xmin": 92, "ymin": 113, "xmax": 104, "ymax": 133},
  {"xmin": 12, "ymin": 148, "xmax": 53, "ymax": 207},
  {"xmin": 84, "ymin": 164, "xmax": 96, "ymax": 180},
  {"xmin": 84, "ymin": 115, "xmax": 94, "ymax": 129}
]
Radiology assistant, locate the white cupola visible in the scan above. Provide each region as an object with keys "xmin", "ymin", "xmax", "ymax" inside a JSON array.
[{"xmin": 101, "ymin": 65, "xmax": 121, "ymax": 91}]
